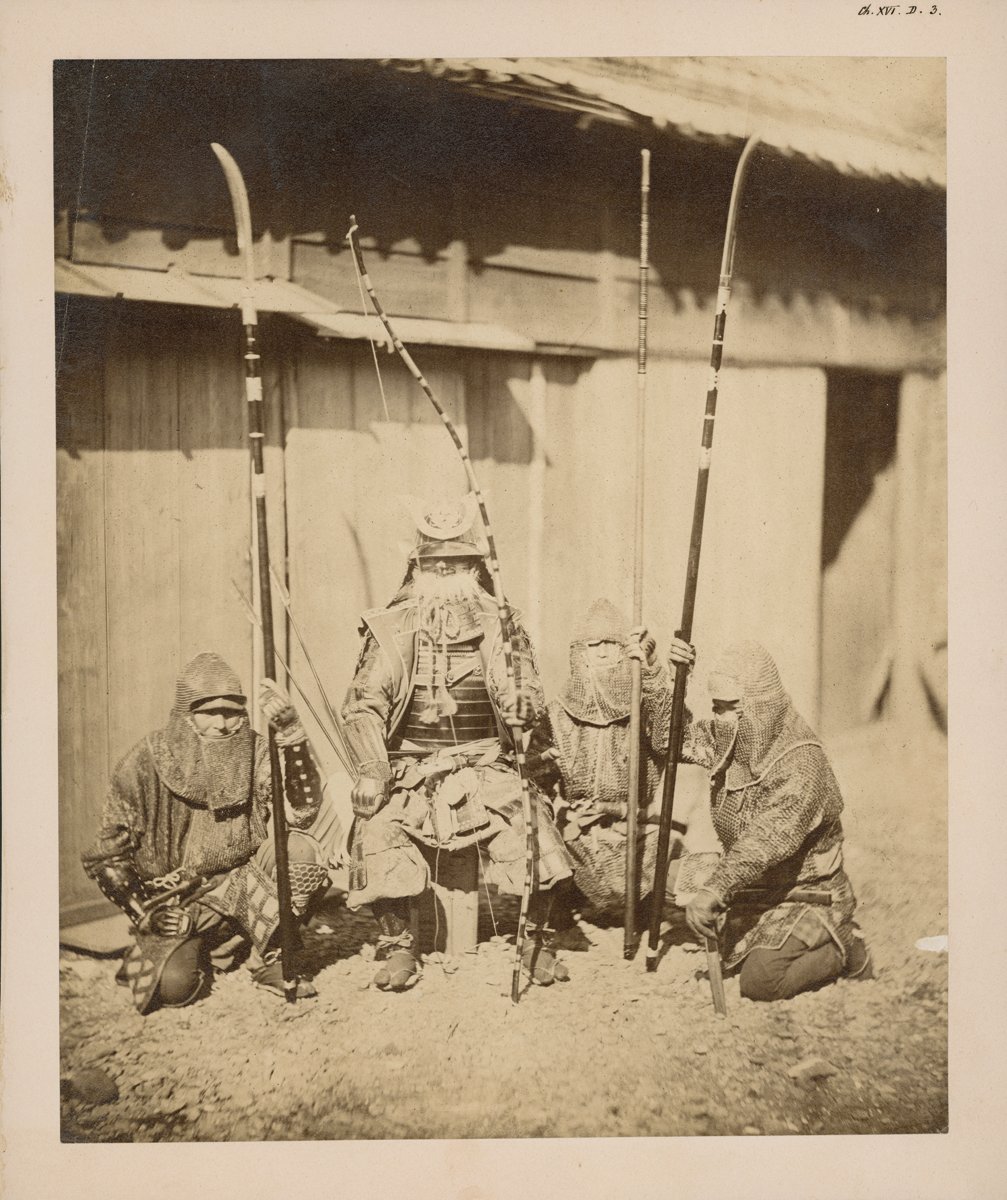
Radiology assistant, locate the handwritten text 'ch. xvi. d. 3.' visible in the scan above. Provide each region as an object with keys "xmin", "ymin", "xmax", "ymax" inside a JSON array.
[{"xmin": 858, "ymin": 4, "xmax": 941, "ymax": 13}]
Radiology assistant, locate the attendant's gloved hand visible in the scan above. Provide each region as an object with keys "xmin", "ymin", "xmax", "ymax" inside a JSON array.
[
  {"xmin": 627, "ymin": 626, "xmax": 657, "ymax": 666},
  {"xmin": 351, "ymin": 774, "xmax": 389, "ymax": 819},
  {"xmin": 685, "ymin": 888, "xmax": 726, "ymax": 941},
  {"xmin": 500, "ymin": 689, "xmax": 538, "ymax": 730},
  {"xmin": 258, "ymin": 679, "xmax": 306, "ymax": 746},
  {"xmin": 667, "ymin": 637, "xmax": 696, "ymax": 673},
  {"xmin": 137, "ymin": 903, "xmax": 193, "ymax": 938}
]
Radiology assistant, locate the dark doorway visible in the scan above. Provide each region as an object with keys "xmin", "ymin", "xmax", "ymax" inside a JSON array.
[{"xmin": 820, "ymin": 370, "xmax": 900, "ymax": 735}]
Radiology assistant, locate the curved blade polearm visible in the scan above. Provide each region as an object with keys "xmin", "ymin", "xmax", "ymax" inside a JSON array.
[
  {"xmin": 645, "ymin": 135, "xmax": 762, "ymax": 980},
  {"xmin": 346, "ymin": 218, "xmax": 539, "ymax": 1004},
  {"xmin": 210, "ymin": 142, "xmax": 300, "ymax": 1004},
  {"xmin": 625, "ymin": 148, "xmax": 651, "ymax": 960}
]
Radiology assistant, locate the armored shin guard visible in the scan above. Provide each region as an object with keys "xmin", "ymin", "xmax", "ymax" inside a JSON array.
[{"xmin": 288, "ymin": 861, "xmax": 330, "ymax": 916}]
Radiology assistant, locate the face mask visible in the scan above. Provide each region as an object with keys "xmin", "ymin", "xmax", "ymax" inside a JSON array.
[{"xmin": 710, "ymin": 712, "xmax": 739, "ymax": 771}]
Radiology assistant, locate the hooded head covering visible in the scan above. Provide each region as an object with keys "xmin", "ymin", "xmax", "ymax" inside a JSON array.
[
  {"xmin": 174, "ymin": 652, "xmax": 246, "ymax": 713},
  {"xmin": 707, "ymin": 641, "xmax": 821, "ymax": 788},
  {"xmin": 148, "ymin": 653, "xmax": 255, "ymax": 812},
  {"xmin": 558, "ymin": 599, "xmax": 634, "ymax": 725}
]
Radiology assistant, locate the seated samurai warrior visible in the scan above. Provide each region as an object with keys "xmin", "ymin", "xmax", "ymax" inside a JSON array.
[
  {"xmin": 539, "ymin": 598, "xmax": 689, "ymax": 923},
  {"xmin": 81, "ymin": 652, "xmax": 336, "ymax": 1014},
  {"xmin": 673, "ymin": 639, "xmax": 873, "ymax": 1002},
  {"xmin": 340, "ymin": 497, "xmax": 573, "ymax": 993}
]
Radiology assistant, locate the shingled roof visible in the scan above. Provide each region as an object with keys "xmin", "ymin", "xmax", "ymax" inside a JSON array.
[{"xmin": 382, "ymin": 57, "xmax": 945, "ymax": 190}]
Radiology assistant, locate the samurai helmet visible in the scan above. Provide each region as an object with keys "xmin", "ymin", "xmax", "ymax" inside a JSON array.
[{"xmin": 401, "ymin": 494, "xmax": 487, "ymax": 561}]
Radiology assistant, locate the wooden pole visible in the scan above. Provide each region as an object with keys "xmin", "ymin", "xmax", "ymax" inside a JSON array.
[
  {"xmin": 211, "ymin": 143, "xmax": 299, "ymax": 1003},
  {"xmin": 624, "ymin": 148, "xmax": 650, "ymax": 959},
  {"xmin": 645, "ymin": 135, "xmax": 761, "ymax": 980}
]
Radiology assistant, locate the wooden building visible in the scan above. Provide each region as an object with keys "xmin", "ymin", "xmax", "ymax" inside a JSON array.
[{"xmin": 55, "ymin": 58, "xmax": 946, "ymax": 924}]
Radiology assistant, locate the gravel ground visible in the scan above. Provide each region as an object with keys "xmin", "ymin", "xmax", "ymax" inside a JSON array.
[{"xmin": 59, "ymin": 722, "xmax": 947, "ymax": 1143}]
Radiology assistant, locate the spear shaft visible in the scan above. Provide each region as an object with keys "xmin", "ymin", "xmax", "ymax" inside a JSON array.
[
  {"xmin": 624, "ymin": 148, "xmax": 650, "ymax": 959},
  {"xmin": 211, "ymin": 142, "xmax": 299, "ymax": 1003},
  {"xmin": 645, "ymin": 135, "xmax": 761, "ymax": 979}
]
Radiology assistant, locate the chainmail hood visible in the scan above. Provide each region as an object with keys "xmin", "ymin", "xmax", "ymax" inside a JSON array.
[
  {"xmin": 559, "ymin": 599, "xmax": 634, "ymax": 726},
  {"xmin": 149, "ymin": 653, "xmax": 255, "ymax": 812},
  {"xmin": 708, "ymin": 641, "xmax": 821, "ymax": 789},
  {"xmin": 173, "ymin": 651, "xmax": 246, "ymax": 712}
]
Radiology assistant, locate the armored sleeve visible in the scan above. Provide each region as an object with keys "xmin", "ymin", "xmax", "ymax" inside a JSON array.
[
  {"xmin": 487, "ymin": 612, "xmax": 545, "ymax": 722},
  {"xmin": 523, "ymin": 704, "xmax": 564, "ymax": 798},
  {"xmin": 704, "ymin": 750, "xmax": 830, "ymax": 903},
  {"xmin": 340, "ymin": 632, "xmax": 394, "ymax": 782},
  {"xmin": 251, "ymin": 731, "xmax": 322, "ymax": 830},
  {"xmin": 81, "ymin": 741, "xmax": 150, "ymax": 878}
]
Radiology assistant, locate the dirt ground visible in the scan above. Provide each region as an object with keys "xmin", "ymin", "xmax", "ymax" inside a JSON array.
[{"xmin": 59, "ymin": 721, "xmax": 947, "ymax": 1142}]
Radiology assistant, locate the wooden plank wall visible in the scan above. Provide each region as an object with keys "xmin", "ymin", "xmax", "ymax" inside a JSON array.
[
  {"xmin": 537, "ymin": 357, "xmax": 827, "ymax": 720},
  {"xmin": 56, "ymin": 300, "xmax": 931, "ymax": 922},
  {"xmin": 57, "ymin": 300, "xmax": 111, "ymax": 918},
  {"xmin": 280, "ymin": 329, "xmax": 475, "ymax": 781},
  {"xmin": 58, "ymin": 302, "xmax": 266, "ymax": 922},
  {"xmin": 889, "ymin": 371, "xmax": 948, "ymax": 729}
]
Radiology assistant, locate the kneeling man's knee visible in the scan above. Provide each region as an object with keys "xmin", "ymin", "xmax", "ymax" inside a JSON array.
[
  {"xmin": 739, "ymin": 950, "xmax": 782, "ymax": 1002},
  {"xmin": 157, "ymin": 938, "xmax": 207, "ymax": 1008}
]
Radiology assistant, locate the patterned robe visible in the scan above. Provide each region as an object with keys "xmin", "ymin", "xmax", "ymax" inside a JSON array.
[
  {"xmin": 544, "ymin": 657, "xmax": 677, "ymax": 912},
  {"xmin": 82, "ymin": 730, "xmax": 322, "ymax": 954},
  {"xmin": 676, "ymin": 642, "xmax": 858, "ymax": 968}
]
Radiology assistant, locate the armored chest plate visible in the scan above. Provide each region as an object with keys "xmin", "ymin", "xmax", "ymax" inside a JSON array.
[{"xmin": 396, "ymin": 640, "xmax": 498, "ymax": 749}]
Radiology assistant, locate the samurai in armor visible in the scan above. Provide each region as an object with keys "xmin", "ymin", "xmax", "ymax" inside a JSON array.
[
  {"xmin": 341, "ymin": 496, "xmax": 573, "ymax": 992},
  {"xmin": 540, "ymin": 599, "xmax": 688, "ymax": 919},
  {"xmin": 81, "ymin": 653, "xmax": 337, "ymax": 1014},
  {"xmin": 673, "ymin": 640, "xmax": 873, "ymax": 1001}
]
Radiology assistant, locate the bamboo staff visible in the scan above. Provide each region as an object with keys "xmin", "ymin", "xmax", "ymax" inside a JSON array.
[
  {"xmin": 210, "ymin": 142, "xmax": 299, "ymax": 1003},
  {"xmin": 624, "ymin": 148, "xmax": 651, "ymax": 960},
  {"xmin": 645, "ymin": 136, "xmax": 762, "ymax": 992}
]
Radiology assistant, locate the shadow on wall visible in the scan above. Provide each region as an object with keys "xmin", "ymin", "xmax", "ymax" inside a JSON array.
[
  {"xmin": 820, "ymin": 369, "xmax": 899, "ymax": 571},
  {"xmin": 56, "ymin": 296, "xmax": 250, "ymax": 457}
]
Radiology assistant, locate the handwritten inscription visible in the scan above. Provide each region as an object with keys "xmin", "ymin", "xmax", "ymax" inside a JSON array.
[{"xmin": 858, "ymin": 4, "xmax": 941, "ymax": 11}]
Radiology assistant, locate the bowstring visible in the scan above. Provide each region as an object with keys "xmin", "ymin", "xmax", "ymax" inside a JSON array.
[
  {"xmin": 474, "ymin": 838, "xmax": 499, "ymax": 940},
  {"xmin": 347, "ymin": 223, "xmax": 392, "ymax": 423}
]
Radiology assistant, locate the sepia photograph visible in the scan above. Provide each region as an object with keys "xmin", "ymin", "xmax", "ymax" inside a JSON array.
[
  {"xmin": 50, "ymin": 54, "xmax": 948, "ymax": 1143},
  {"xmin": 4, "ymin": 2, "xmax": 1007, "ymax": 1195}
]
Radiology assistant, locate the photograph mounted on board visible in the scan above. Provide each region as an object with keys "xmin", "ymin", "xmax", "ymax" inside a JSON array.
[{"xmin": 55, "ymin": 56, "xmax": 946, "ymax": 1142}]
